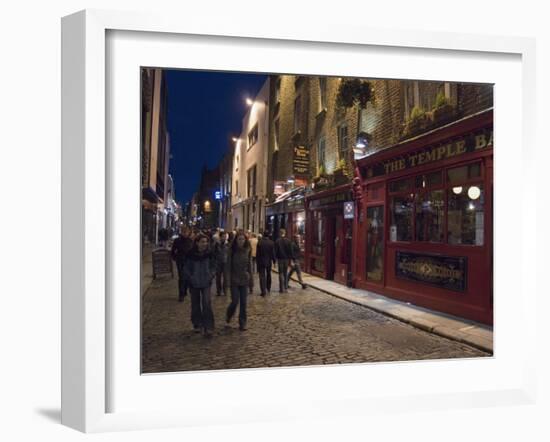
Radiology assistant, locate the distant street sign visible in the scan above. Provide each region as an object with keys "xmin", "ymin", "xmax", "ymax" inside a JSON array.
[
  {"xmin": 215, "ymin": 191, "xmax": 222, "ymax": 200},
  {"xmin": 343, "ymin": 201, "xmax": 355, "ymax": 219}
]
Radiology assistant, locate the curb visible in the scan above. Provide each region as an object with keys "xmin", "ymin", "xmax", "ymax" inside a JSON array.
[{"xmin": 277, "ymin": 269, "xmax": 493, "ymax": 354}]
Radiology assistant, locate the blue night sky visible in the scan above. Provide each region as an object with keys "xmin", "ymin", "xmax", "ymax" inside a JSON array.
[{"xmin": 165, "ymin": 69, "xmax": 268, "ymax": 204}]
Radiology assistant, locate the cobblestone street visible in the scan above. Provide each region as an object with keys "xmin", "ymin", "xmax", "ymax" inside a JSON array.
[{"xmin": 142, "ymin": 272, "xmax": 489, "ymax": 373}]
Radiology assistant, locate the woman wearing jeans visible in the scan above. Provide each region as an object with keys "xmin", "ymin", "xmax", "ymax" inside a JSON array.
[
  {"xmin": 225, "ymin": 231, "xmax": 252, "ymax": 331},
  {"xmin": 183, "ymin": 234, "xmax": 216, "ymax": 338}
]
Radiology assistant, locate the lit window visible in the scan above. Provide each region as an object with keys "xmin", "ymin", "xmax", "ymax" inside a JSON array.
[
  {"xmin": 317, "ymin": 137, "xmax": 326, "ymax": 173},
  {"xmin": 294, "ymin": 95, "xmax": 302, "ymax": 134},
  {"xmin": 319, "ymin": 77, "xmax": 327, "ymax": 112},
  {"xmin": 448, "ymin": 185, "xmax": 484, "ymax": 245},
  {"xmin": 248, "ymin": 124, "xmax": 258, "ymax": 149}
]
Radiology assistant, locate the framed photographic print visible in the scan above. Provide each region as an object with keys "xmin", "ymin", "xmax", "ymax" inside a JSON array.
[{"xmin": 61, "ymin": 9, "xmax": 537, "ymax": 433}]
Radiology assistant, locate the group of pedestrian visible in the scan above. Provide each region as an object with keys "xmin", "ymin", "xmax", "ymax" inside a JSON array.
[{"xmin": 170, "ymin": 225, "xmax": 306, "ymax": 338}]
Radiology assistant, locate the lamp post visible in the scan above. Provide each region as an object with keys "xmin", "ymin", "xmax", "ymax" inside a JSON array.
[{"xmin": 354, "ymin": 131, "xmax": 370, "ymax": 159}]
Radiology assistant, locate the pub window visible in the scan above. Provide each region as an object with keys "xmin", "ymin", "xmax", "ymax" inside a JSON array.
[
  {"xmin": 389, "ymin": 177, "xmax": 413, "ymax": 193},
  {"xmin": 447, "ymin": 163, "xmax": 481, "ymax": 184},
  {"xmin": 366, "ymin": 182, "xmax": 384, "ymax": 201},
  {"xmin": 415, "ymin": 171, "xmax": 442, "ymax": 189},
  {"xmin": 415, "ymin": 190, "xmax": 445, "ymax": 242},
  {"xmin": 448, "ymin": 184, "xmax": 484, "ymax": 245},
  {"xmin": 390, "ymin": 194, "xmax": 414, "ymax": 242},
  {"xmin": 366, "ymin": 206, "xmax": 384, "ymax": 282},
  {"xmin": 248, "ymin": 123, "xmax": 258, "ymax": 149}
]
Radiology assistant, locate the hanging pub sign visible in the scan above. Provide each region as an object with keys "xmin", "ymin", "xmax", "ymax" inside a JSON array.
[
  {"xmin": 293, "ymin": 145, "xmax": 310, "ymax": 176},
  {"xmin": 367, "ymin": 129, "xmax": 493, "ymax": 178},
  {"xmin": 395, "ymin": 251, "xmax": 467, "ymax": 292},
  {"xmin": 343, "ymin": 201, "xmax": 355, "ymax": 219}
]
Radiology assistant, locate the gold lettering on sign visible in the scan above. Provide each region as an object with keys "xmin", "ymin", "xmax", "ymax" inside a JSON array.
[
  {"xmin": 455, "ymin": 140, "xmax": 466, "ymax": 154},
  {"xmin": 380, "ymin": 130, "xmax": 492, "ymax": 176},
  {"xmin": 475, "ymin": 134, "xmax": 487, "ymax": 150},
  {"xmin": 384, "ymin": 158, "xmax": 406, "ymax": 174}
]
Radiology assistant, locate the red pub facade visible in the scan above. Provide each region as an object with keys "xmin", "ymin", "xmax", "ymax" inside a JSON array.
[
  {"xmin": 304, "ymin": 184, "xmax": 354, "ymax": 286},
  {"xmin": 352, "ymin": 109, "xmax": 493, "ymax": 324}
]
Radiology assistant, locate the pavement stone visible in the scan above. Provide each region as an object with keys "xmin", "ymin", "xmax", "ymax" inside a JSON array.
[
  {"xmin": 142, "ymin": 270, "xmax": 490, "ymax": 373},
  {"xmin": 293, "ymin": 271, "xmax": 493, "ymax": 353}
]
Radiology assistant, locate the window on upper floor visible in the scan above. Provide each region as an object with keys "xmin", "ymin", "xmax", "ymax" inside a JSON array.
[
  {"xmin": 337, "ymin": 124, "xmax": 349, "ymax": 160},
  {"xmin": 317, "ymin": 136, "xmax": 326, "ymax": 173},
  {"xmin": 247, "ymin": 165, "xmax": 257, "ymax": 198},
  {"xmin": 274, "ymin": 119, "xmax": 280, "ymax": 151},
  {"xmin": 403, "ymin": 81, "xmax": 452, "ymax": 119},
  {"xmin": 248, "ymin": 123, "xmax": 258, "ymax": 149},
  {"xmin": 275, "ymin": 78, "xmax": 281, "ymax": 104},
  {"xmin": 294, "ymin": 95, "xmax": 302, "ymax": 135},
  {"xmin": 318, "ymin": 77, "xmax": 327, "ymax": 113}
]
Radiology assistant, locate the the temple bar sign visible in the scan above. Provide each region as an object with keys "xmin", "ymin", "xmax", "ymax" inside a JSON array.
[{"xmin": 371, "ymin": 129, "xmax": 493, "ymax": 177}]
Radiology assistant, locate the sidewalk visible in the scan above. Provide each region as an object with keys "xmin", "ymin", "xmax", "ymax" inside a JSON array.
[
  {"xmin": 287, "ymin": 271, "xmax": 493, "ymax": 354},
  {"xmin": 141, "ymin": 244, "xmax": 154, "ymax": 297}
]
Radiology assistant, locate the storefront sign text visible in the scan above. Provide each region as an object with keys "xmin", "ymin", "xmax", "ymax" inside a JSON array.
[
  {"xmin": 308, "ymin": 191, "xmax": 352, "ymax": 210},
  {"xmin": 369, "ymin": 129, "xmax": 493, "ymax": 178},
  {"xmin": 395, "ymin": 251, "xmax": 467, "ymax": 292}
]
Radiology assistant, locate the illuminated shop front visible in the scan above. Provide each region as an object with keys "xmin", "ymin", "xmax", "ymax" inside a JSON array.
[
  {"xmin": 353, "ymin": 109, "xmax": 493, "ymax": 324},
  {"xmin": 265, "ymin": 187, "xmax": 306, "ymax": 244},
  {"xmin": 304, "ymin": 184, "xmax": 354, "ymax": 286}
]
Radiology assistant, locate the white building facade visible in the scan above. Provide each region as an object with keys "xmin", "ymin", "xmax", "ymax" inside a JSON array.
[{"xmin": 231, "ymin": 79, "xmax": 270, "ymax": 233}]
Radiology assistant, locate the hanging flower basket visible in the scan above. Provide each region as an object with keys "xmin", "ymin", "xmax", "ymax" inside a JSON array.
[{"xmin": 336, "ymin": 78, "xmax": 375, "ymax": 109}]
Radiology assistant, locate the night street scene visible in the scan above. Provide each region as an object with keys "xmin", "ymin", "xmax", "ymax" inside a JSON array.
[{"xmin": 141, "ymin": 68, "xmax": 493, "ymax": 374}]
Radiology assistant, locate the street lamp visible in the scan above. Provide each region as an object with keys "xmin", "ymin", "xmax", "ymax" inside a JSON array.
[
  {"xmin": 354, "ymin": 132, "xmax": 370, "ymax": 159},
  {"xmin": 245, "ymin": 97, "xmax": 253, "ymax": 106}
]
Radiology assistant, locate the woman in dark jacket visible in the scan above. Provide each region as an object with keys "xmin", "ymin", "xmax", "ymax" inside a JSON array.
[
  {"xmin": 225, "ymin": 231, "xmax": 252, "ymax": 331},
  {"xmin": 183, "ymin": 233, "xmax": 216, "ymax": 337}
]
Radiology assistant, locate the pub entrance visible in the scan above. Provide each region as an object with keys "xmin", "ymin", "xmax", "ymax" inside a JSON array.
[{"xmin": 305, "ymin": 184, "xmax": 353, "ymax": 285}]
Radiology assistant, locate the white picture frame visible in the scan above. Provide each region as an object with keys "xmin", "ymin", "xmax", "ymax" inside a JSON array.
[{"xmin": 61, "ymin": 9, "xmax": 537, "ymax": 433}]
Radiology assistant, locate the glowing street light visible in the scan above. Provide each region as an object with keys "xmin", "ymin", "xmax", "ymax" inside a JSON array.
[
  {"xmin": 245, "ymin": 97, "xmax": 253, "ymax": 106},
  {"xmin": 232, "ymin": 137, "xmax": 238, "ymax": 142}
]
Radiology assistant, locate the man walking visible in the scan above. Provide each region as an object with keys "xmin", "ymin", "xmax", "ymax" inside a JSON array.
[
  {"xmin": 274, "ymin": 228, "xmax": 292, "ymax": 293},
  {"xmin": 213, "ymin": 231, "xmax": 230, "ymax": 296},
  {"xmin": 248, "ymin": 233, "xmax": 258, "ymax": 294},
  {"xmin": 171, "ymin": 225, "xmax": 194, "ymax": 301},
  {"xmin": 249, "ymin": 233, "xmax": 258, "ymax": 273},
  {"xmin": 288, "ymin": 234, "xmax": 307, "ymax": 289},
  {"xmin": 256, "ymin": 231, "xmax": 276, "ymax": 296}
]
